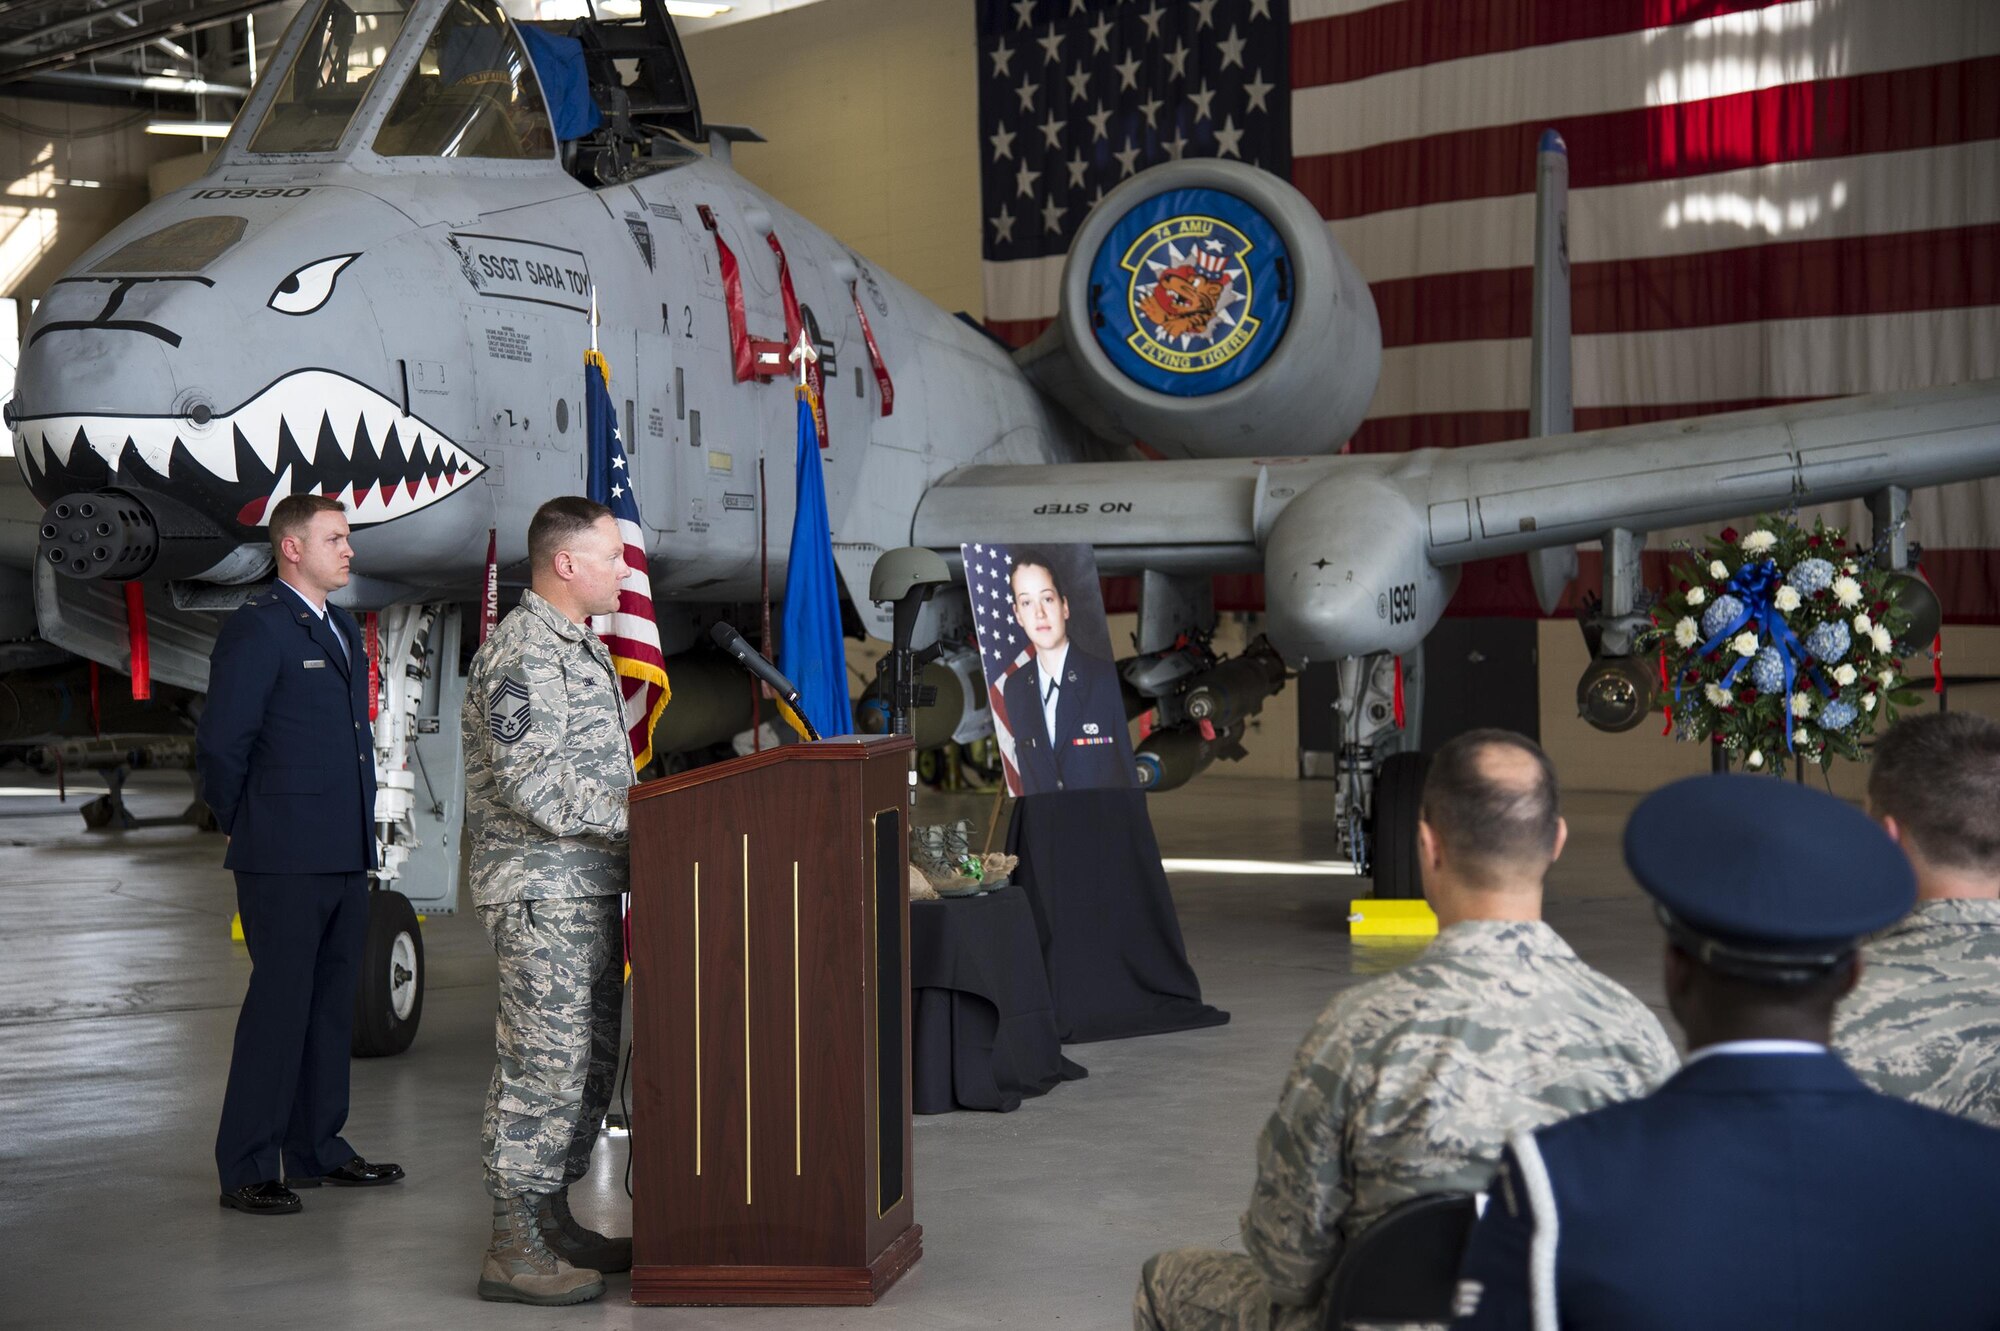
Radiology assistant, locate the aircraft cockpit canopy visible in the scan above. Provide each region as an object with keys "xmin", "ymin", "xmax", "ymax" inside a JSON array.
[
  {"xmin": 247, "ymin": 0, "xmax": 556, "ymax": 161},
  {"xmin": 374, "ymin": 0, "xmax": 555, "ymax": 159},
  {"xmin": 248, "ymin": 0, "xmax": 415, "ymax": 155}
]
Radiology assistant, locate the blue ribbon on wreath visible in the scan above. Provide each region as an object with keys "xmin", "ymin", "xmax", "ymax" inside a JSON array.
[{"xmin": 1690, "ymin": 558, "xmax": 1817, "ymax": 753}]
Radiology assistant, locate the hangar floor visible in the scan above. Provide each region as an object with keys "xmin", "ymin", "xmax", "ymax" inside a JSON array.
[{"xmin": 0, "ymin": 770, "xmax": 1670, "ymax": 1330}]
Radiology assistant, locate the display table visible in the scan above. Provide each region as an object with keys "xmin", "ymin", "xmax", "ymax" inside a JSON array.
[
  {"xmin": 1005, "ymin": 788, "xmax": 1230, "ymax": 1044},
  {"xmin": 910, "ymin": 885, "xmax": 1086, "ymax": 1113}
]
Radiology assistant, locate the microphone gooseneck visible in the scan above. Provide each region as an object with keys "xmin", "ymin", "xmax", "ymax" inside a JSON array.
[{"xmin": 709, "ymin": 622, "xmax": 821, "ymax": 741}]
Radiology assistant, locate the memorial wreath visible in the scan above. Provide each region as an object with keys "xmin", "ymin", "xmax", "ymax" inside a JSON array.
[{"xmin": 1643, "ymin": 514, "xmax": 1930, "ymax": 771}]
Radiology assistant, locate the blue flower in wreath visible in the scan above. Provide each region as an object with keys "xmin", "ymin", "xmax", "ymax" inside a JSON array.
[
  {"xmin": 1700, "ymin": 594, "xmax": 1746, "ymax": 640},
  {"xmin": 1805, "ymin": 621, "xmax": 1851, "ymax": 663},
  {"xmin": 1749, "ymin": 645, "xmax": 1786, "ymax": 695},
  {"xmin": 1788, "ymin": 558, "xmax": 1836, "ymax": 595},
  {"xmin": 1820, "ymin": 698, "xmax": 1859, "ymax": 731}
]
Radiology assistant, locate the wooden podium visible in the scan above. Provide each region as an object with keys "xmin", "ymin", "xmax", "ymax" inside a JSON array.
[{"xmin": 626, "ymin": 734, "xmax": 920, "ymax": 1305}]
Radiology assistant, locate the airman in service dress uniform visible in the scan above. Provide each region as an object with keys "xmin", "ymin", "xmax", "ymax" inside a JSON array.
[
  {"xmin": 461, "ymin": 498, "xmax": 636, "ymax": 1306},
  {"xmin": 1453, "ymin": 775, "xmax": 2000, "ymax": 1331},
  {"xmin": 198, "ymin": 494, "xmax": 403, "ymax": 1216}
]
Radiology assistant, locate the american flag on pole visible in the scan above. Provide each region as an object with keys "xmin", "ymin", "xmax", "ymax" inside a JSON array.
[
  {"xmin": 979, "ymin": 0, "xmax": 2000, "ymax": 622},
  {"xmin": 963, "ymin": 542, "xmax": 1035, "ymax": 796},
  {"xmin": 585, "ymin": 347, "xmax": 671, "ymax": 769}
]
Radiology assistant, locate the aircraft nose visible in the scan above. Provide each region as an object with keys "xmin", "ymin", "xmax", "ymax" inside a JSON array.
[{"xmin": 12, "ymin": 332, "xmax": 181, "ymax": 503}]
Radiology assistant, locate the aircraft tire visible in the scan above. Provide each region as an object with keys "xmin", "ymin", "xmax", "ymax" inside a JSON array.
[
  {"xmin": 352, "ymin": 889, "xmax": 424, "ymax": 1058},
  {"xmin": 1369, "ymin": 752, "xmax": 1429, "ymax": 901}
]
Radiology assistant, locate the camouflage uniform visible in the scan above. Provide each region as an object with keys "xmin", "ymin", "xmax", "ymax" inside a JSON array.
[
  {"xmin": 1133, "ymin": 920, "xmax": 1677, "ymax": 1331},
  {"xmin": 462, "ymin": 589, "xmax": 635, "ymax": 1199},
  {"xmin": 1834, "ymin": 899, "xmax": 2000, "ymax": 1126}
]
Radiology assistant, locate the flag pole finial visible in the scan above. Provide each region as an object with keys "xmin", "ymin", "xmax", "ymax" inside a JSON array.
[{"xmin": 787, "ymin": 327, "xmax": 818, "ymax": 387}]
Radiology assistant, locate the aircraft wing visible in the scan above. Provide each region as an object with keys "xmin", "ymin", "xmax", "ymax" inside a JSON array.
[{"xmin": 915, "ymin": 378, "xmax": 2000, "ymax": 662}]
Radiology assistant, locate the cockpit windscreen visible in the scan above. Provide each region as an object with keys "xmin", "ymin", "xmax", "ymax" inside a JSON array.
[
  {"xmin": 249, "ymin": 0, "xmax": 414, "ymax": 155},
  {"xmin": 373, "ymin": 0, "xmax": 556, "ymax": 160}
]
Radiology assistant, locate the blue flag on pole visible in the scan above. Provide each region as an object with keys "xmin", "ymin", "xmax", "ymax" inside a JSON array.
[{"xmin": 778, "ymin": 385, "xmax": 849, "ymax": 740}]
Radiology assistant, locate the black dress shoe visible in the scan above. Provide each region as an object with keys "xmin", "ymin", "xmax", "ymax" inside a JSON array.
[
  {"xmin": 290, "ymin": 1157, "xmax": 405, "ymax": 1188},
  {"xmin": 220, "ymin": 1181, "xmax": 302, "ymax": 1215}
]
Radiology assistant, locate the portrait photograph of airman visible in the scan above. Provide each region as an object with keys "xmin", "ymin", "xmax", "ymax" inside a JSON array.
[{"xmin": 965, "ymin": 542, "xmax": 1135, "ymax": 797}]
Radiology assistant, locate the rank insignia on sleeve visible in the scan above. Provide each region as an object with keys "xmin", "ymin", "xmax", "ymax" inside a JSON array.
[{"xmin": 488, "ymin": 677, "xmax": 532, "ymax": 745}]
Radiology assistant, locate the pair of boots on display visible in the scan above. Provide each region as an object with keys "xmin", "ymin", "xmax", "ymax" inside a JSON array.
[{"xmin": 478, "ymin": 1187, "xmax": 633, "ymax": 1306}]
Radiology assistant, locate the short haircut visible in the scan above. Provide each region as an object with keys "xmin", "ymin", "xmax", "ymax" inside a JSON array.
[
  {"xmin": 268, "ymin": 494, "xmax": 345, "ymax": 556},
  {"xmin": 1419, "ymin": 729, "xmax": 1562, "ymax": 881},
  {"xmin": 527, "ymin": 496, "xmax": 613, "ymax": 571},
  {"xmin": 1868, "ymin": 711, "xmax": 2000, "ymax": 877},
  {"xmin": 1007, "ymin": 547, "xmax": 1067, "ymax": 602}
]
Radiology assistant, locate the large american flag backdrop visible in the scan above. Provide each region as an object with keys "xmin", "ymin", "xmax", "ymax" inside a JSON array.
[{"xmin": 977, "ymin": 0, "xmax": 2000, "ymax": 622}]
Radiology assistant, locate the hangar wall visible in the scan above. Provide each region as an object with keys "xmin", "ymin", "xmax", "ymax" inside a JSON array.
[
  {"xmin": 678, "ymin": 0, "xmax": 985, "ymax": 319},
  {"xmin": 0, "ymin": 97, "xmax": 188, "ymax": 302}
]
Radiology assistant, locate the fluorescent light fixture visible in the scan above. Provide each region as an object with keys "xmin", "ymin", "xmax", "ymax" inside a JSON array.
[
  {"xmin": 146, "ymin": 121, "xmax": 234, "ymax": 138},
  {"xmin": 59, "ymin": 178, "xmax": 103, "ymax": 188},
  {"xmin": 1160, "ymin": 857, "xmax": 1361, "ymax": 877},
  {"xmin": 664, "ymin": 1, "xmax": 731, "ymax": 14}
]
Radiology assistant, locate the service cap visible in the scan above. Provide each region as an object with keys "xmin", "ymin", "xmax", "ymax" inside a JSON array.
[{"xmin": 1623, "ymin": 775, "xmax": 1914, "ymax": 982}]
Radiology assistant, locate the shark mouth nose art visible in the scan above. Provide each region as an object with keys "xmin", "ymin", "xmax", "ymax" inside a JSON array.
[{"xmin": 14, "ymin": 369, "xmax": 485, "ymax": 529}]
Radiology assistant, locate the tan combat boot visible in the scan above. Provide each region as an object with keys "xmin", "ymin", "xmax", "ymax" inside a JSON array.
[
  {"xmin": 477, "ymin": 1194, "xmax": 606, "ymax": 1305},
  {"xmin": 537, "ymin": 1188, "xmax": 634, "ymax": 1274}
]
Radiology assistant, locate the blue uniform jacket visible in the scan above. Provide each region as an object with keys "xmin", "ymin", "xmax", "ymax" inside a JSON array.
[
  {"xmin": 1454, "ymin": 1050, "xmax": 2000, "ymax": 1331},
  {"xmin": 1003, "ymin": 644, "xmax": 1133, "ymax": 794},
  {"xmin": 195, "ymin": 583, "xmax": 377, "ymax": 875}
]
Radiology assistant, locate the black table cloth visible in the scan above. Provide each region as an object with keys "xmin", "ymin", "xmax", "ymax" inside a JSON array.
[
  {"xmin": 1005, "ymin": 788, "xmax": 1230, "ymax": 1044},
  {"xmin": 910, "ymin": 884, "xmax": 1086, "ymax": 1114}
]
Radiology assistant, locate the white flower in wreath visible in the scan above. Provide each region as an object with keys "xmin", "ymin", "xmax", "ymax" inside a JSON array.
[
  {"xmin": 1794, "ymin": 728, "xmax": 1811, "ymax": 745},
  {"xmin": 1863, "ymin": 694, "xmax": 1878, "ymax": 712},
  {"xmin": 1878, "ymin": 668, "xmax": 1897, "ymax": 688},
  {"xmin": 1773, "ymin": 586, "xmax": 1802, "ymax": 613},
  {"xmin": 1843, "ymin": 562, "xmax": 1857, "ymax": 574},
  {"xmin": 1710, "ymin": 560, "xmax": 1730, "ymax": 580},
  {"xmin": 1833, "ymin": 576, "xmax": 1864, "ymax": 608},
  {"xmin": 1705, "ymin": 683, "xmax": 1733, "ymax": 706},
  {"xmin": 1747, "ymin": 749, "xmax": 1765, "ymax": 769},
  {"xmin": 1687, "ymin": 586, "xmax": 1708, "ymax": 607},
  {"xmin": 1741, "ymin": 529, "xmax": 1778, "ymax": 555},
  {"xmin": 1834, "ymin": 664, "xmax": 1859, "ymax": 687},
  {"xmin": 1791, "ymin": 691, "xmax": 1812, "ymax": 717},
  {"xmin": 1732, "ymin": 631, "xmax": 1760, "ymax": 657},
  {"xmin": 1872, "ymin": 625, "xmax": 1894, "ymax": 653},
  {"xmin": 1674, "ymin": 617, "xmax": 1699, "ymax": 649}
]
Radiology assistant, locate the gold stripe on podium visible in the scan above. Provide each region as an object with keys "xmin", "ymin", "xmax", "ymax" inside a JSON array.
[
  {"xmin": 693, "ymin": 861, "xmax": 702, "ymax": 1178},
  {"xmin": 793, "ymin": 860, "xmax": 801, "ymax": 1177},
  {"xmin": 743, "ymin": 833, "xmax": 753, "ymax": 1207}
]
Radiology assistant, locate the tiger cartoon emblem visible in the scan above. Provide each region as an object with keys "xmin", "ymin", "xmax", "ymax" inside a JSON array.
[
  {"xmin": 1114, "ymin": 215, "xmax": 1262, "ymax": 378},
  {"xmin": 1138, "ymin": 255, "xmax": 1233, "ymax": 340}
]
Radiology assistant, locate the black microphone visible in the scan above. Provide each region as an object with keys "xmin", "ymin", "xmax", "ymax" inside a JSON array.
[{"xmin": 709, "ymin": 622, "xmax": 821, "ymax": 741}]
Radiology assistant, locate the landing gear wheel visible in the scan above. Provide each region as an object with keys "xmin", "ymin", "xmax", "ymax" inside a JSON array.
[
  {"xmin": 352, "ymin": 889, "xmax": 424, "ymax": 1058},
  {"xmin": 1368, "ymin": 752, "xmax": 1430, "ymax": 901}
]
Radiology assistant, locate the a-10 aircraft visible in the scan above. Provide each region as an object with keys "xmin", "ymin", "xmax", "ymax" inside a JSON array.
[{"xmin": 11, "ymin": 0, "xmax": 2000, "ymax": 1047}]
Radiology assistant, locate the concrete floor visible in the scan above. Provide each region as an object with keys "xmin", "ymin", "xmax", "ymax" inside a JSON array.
[{"xmin": 0, "ymin": 770, "xmax": 1669, "ymax": 1330}]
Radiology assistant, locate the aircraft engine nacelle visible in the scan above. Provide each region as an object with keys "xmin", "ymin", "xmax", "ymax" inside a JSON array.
[
  {"xmin": 1263, "ymin": 473, "xmax": 1455, "ymax": 663},
  {"xmin": 1017, "ymin": 159, "xmax": 1381, "ymax": 459}
]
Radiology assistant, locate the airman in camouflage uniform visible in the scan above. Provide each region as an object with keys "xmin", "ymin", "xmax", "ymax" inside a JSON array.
[
  {"xmin": 1138, "ymin": 732, "xmax": 1677, "ymax": 1331},
  {"xmin": 1831, "ymin": 711, "xmax": 2000, "ymax": 1128},
  {"xmin": 1133, "ymin": 920, "xmax": 1677, "ymax": 1331},
  {"xmin": 1834, "ymin": 901, "xmax": 2000, "ymax": 1124},
  {"xmin": 462, "ymin": 498, "xmax": 638, "ymax": 1307}
]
